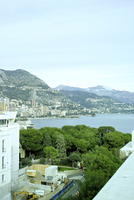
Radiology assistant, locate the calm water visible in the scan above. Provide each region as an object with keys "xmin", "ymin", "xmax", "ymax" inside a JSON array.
[{"xmin": 32, "ymin": 114, "xmax": 134, "ymax": 133}]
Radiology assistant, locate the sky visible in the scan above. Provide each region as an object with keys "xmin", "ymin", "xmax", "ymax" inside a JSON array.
[{"xmin": 0, "ymin": 0, "xmax": 134, "ymax": 91}]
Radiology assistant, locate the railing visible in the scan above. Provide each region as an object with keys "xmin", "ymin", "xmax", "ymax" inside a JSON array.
[{"xmin": 50, "ymin": 180, "xmax": 75, "ymax": 200}]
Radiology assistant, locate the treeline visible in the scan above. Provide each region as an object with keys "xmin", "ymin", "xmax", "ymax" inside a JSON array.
[{"xmin": 20, "ymin": 125, "xmax": 131, "ymax": 200}]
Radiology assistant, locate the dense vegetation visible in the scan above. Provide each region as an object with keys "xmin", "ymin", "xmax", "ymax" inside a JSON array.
[{"xmin": 20, "ymin": 125, "xmax": 131, "ymax": 200}]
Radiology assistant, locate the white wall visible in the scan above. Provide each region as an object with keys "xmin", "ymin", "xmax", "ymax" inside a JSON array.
[
  {"xmin": 0, "ymin": 122, "xmax": 19, "ymax": 200},
  {"xmin": 0, "ymin": 132, "xmax": 11, "ymax": 186},
  {"xmin": 10, "ymin": 125, "xmax": 20, "ymax": 187}
]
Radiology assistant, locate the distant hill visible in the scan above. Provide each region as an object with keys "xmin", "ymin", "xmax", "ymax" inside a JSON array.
[
  {"xmin": 55, "ymin": 85, "xmax": 85, "ymax": 91},
  {"xmin": 0, "ymin": 69, "xmax": 49, "ymax": 88},
  {"xmin": 0, "ymin": 69, "xmax": 73, "ymax": 107},
  {"xmin": 56, "ymin": 84, "xmax": 134, "ymax": 104},
  {"xmin": 87, "ymin": 85, "xmax": 134, "ymax": 104},
  {"xmin": 1, "ymin": 70, "xmax": 134, "ymax": 114},
  {"xmin": 60, "ymin": 90, "xmax": 120, "ymax": 111}
]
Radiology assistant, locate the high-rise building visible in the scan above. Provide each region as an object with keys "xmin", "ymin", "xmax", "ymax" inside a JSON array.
[
  {"xmin": 0, "ymin": 112, "xmax": 19, "ymax": 200},
  {"xmin": 0, "ymin": 98, "xmax": 9, "ymax": 112}
]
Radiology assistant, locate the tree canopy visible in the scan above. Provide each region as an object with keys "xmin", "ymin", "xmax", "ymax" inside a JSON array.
[{"xmin": 20, "ymin": 125, "xmax": 131, "ymax": 200}]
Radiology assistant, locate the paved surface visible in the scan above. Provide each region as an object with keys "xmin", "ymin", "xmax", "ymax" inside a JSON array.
[
  {"xmin": 39, "ymin": 184, "xmax": 64, "ymax": 200},
  {"xmin": 33, "ymin": 169, "xmax": 83, "ymax": 200}
]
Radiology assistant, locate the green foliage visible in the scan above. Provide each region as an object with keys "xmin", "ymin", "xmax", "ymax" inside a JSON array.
[
  {"xmin": 80, "ymin": 146, "xmax": 123, "ymax": 199},
  {"xmin": 104, "ymin": 131, "xmax": 126, "ymax": 149},
  {"xmin": 83, "ymin": 148, "xmax": 119, "ymax": 173},
  {"xmin": 98, "ymin": 126, "xmax": 115, "ymax": 134},
  {"xmin": 122, "ymin": 133, "xmax": 131, "ymax": 144},
  {"xmin": 58, "ymin": 166, "xmax": 75, "ymax": 171},
  {"xmin": 69, "ymin": 152, "xmax": 81, "ymax": 163},
  {"xmin": 20, "ymin": 125, "xmax": 130, "ymax": 200},
  {"xmin": 42, "ymin": 131, "xmax": 52, "ymax": 147},
  {"xmin": 74, "ymin": 139, "xmax": 89, "ymax": 153},
  {"xmin": 55, "ymin": 134, "xmax": 66, "ymax": 159},
  {"xmin": 20, "ymin": 129, "xmax": 43, "ymax": 155},
  {"xmin": 84, "ymin": 169, "xmax": 109, "ymax": 199},
  {"xmin": 62, "ymin": 125, "xmax": 99, "ymax": 154},
  {"xmin": 98, "ymin": 126, "xmax": 115, "ymax": 145},
  {"xmin": 19, "ymin": 157, "xmax": 32, "ymax": 168},
  {"xmin": 40, "ymin": 157, "xmax": 46, "ymax": 164},
  {"xmin": 43, "ymin": 146, "xmax": 59, "ymax": 164}
]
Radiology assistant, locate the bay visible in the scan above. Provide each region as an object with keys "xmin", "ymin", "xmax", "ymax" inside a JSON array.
[{"xmin": 31, "ymin": 114, "xmax": 134, "ymax": 133}]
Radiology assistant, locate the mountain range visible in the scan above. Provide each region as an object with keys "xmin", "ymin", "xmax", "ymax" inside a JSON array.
[
  {"xmin": 55, "ymin": 85, "xmax": 134, "ymax": 104},
  {"xmin": 0, "ymin": 69, "xmax": 134, "ymax": 114}
]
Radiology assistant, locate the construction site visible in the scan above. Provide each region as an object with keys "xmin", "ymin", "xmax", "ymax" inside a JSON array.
[{"xmin": 12, "ymin": 164, "xmax": 83, "ymax": 200}]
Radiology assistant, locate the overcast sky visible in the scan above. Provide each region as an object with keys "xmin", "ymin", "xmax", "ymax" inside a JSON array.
[{"xmin": 0, "ymin": 0, "xmax": 134, "ymax": 91}]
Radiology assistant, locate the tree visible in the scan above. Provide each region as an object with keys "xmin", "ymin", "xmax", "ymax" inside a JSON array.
[
  {"xmin": 83, "ymin": 146, "xmax": 121, "ymax": 176},
  {"xmin": 19, "ymin": 125, "xmax": 128, "ymax": 200},
  {"xmin": 43, "ymin": 132, "xmax": 52, "ymax": 147},
  {"xmin": 104, "ymin": 131, "xmax": 126, "ymax": 149},
  {"xmin": 20, "ymin": 129, "xmax": 43, "ymax": 156},
  {"xmin": 63, "ymin": 134, "xmax": 78, "ymax": 155},
  {"xmin": 122, "ymin": 133, "xmax": 131, "ymax": 144},
  {"xmin": 69, "ymin": 152, "xmax": 81, "ymax": 166},
  {"xmin": 62, "ymin": 125, "xmax": 99, "ymax": 154},
  {"xmin": 55, "ymin": 134, "xmax": 66, "ymax": 159},
  {"xmin": 74, "ymin": 139, "xmax": 89, "ymax": 153},
  {"xmin": 98, "ymin": 126, "xmax": 115, "ymax": 145},
  {"xmin": 84, "ymin": 169, "xmax": 109, "ymax": 199},
  {"xmin": 43, "ymin": 146, "xmax": 59, "ymax": 164}
]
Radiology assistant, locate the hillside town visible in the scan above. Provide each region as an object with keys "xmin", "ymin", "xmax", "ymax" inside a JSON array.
[
  {"xmin": 0, "ymin": 69, "xmax": 134, "ymax": 118},
  {"xmin": 0, "ymin": 97, "xmax": 92, "ymax": 118},
  {"xmin": 0, "ymin": 96, "xmax": 134, "ymax": 119}
]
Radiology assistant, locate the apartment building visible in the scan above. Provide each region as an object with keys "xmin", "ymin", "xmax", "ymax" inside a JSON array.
[{"xmin": 0, "ymin": 112, "xmax": 19, "ymax": 200}]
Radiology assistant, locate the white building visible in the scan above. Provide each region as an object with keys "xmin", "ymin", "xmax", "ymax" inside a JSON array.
[
  {"xmin": 120, "ymin": 130, "xmax": 134, "ymax": 158},
  {"xmin": 0, "ymin": 112, "xmax": 19, "ymax": 200}
]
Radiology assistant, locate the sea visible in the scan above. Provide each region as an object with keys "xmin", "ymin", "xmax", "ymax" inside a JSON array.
[{"xmin": 31, "ymin": 114, "xmax": 134, "ymax": 133}]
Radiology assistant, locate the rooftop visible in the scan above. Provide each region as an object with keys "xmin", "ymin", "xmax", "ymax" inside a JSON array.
[{"xmin": 0, "ymin": 111, "xmax": 17, "ymax": 120}]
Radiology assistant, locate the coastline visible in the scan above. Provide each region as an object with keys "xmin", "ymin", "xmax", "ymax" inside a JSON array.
[{"xmin": 30, "ymin": 113, "xmax": 134, "ymax": 133}]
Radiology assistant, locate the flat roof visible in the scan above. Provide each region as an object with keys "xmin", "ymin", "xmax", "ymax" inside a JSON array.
[
  {"xmin": 93, "ymin": 152, "xmax": 134, "ymax": 200},
  {"xmin": 0, "ymin": 112, "xmax": 17, "ymax": 120}
]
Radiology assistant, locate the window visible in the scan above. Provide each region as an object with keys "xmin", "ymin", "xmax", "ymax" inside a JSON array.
[
  {"xmin": 2, "ymin": 139, "xmax": 5, "ymax": 152},
  {"xmin": 2, "ymin": 156, "xmax": 5, "ymax": 169},
  {"xmin": 2, "ymin": 174, "xmax": 5, "ymax": 183},
  {"xmin": 0, "ymin": 120, "xmax": 6, "ymax": 125}
]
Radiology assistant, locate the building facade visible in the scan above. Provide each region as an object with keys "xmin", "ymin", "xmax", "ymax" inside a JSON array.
[{"xmin": 0, "ymin": 112, "xmax": 19, "ymax": 200}]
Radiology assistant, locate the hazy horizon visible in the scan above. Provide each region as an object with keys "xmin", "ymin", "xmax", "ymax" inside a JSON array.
[{"xmin": 1, "ymin": 0, "xmax": 134, "ymax": 91}]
